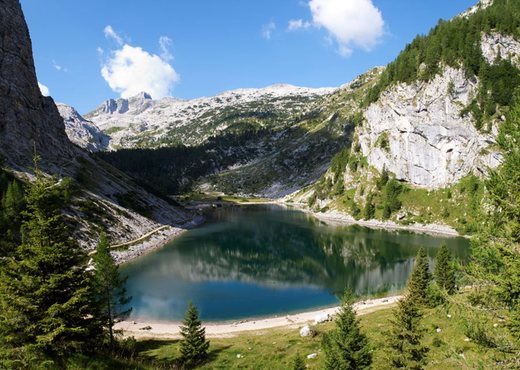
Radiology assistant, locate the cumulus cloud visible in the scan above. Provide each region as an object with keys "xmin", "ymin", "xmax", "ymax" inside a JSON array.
[
  {"xmin": 38, "ymin": 82, "xmax": 50, "ymax": 96},
  {"xmin": 104, "ymin": 25, "xmax": 123, "ymax": 46},
  {"xmin": 261, "ymin": 21, "xmax": 276, "ymax": 40},
  {"xmin": 288, "ymin": 0, "xmax": 384, "ymax": 57},
  {"xmin": 100, "ymin": 40, "xmax": 179, "ymax": 99},
  {"xmin": 309, "ymin": 0, "xmax": 384, "ymax": 56},
  {"xmin": 288, "ymin": 19, "xmax": 311, "ymax": 31}
]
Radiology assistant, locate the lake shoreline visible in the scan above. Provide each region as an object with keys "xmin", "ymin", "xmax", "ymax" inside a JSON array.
[
  {"xmin": 213, "ymin": 198, "xmax": 463, "ymax": 238},
  {"xmin": 304, "ymin": 208, "xmax": 463, "ymax": 237},
  {"xmin": 111, "ymin": 216, "xmax": 205, "ymax": 265},
  {"xmin": 115, "ymin": 295, "xmax": 402, "ymax": 339}
]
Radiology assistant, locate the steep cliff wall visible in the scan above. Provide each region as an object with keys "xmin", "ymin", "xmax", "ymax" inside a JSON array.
[{"xmin": 358, "ymin": 67, "xmax": 501, "ymax": 188}]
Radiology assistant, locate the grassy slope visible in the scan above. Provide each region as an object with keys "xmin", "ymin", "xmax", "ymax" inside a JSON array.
[{"xmin": 71, "ymin": 292, "xmax": 515, "ymax": 369}]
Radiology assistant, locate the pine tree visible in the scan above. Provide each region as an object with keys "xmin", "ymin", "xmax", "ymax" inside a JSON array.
[
  {"xmin": 293, "ymin": 353, "xmax": 306, "ymax": 370},
  {"xmin": 363, "ymin": 193, "xmax": 375, "ymax": 220},
  {"xmin": 0, "ymin": 173, "xmax": 101, "ymax": 365},
  {"xmin": 93, "ymin": 232, "xmax": 132, "ymax": 348},
  {"xmin": 322, "ymin": 290, "xmax": 372, "ymax": 370},
  {"xmin": 408, "ymin": 248, "xmax": 432, "ymax": 306},
  {"xmin": 386, "ymin": 297, "xmax": 428, "ymax": 369},
  {"xmin": 471, "ymin": 99, "xmax": 520, "ymax": 344},
  {"xmin": 434, "ymin": 244, "xmax": 456, "ymax": 294},
  {"xmin": 2, "ymin": 179, "xmax": 24, "ymax": 221},
  {"xmin": 178, "ymin": 301, "xmax": 210, "ymax": 368},
  {"xmin": 0, "ymin": 178, "xmax": 25, "ymax": 256}
]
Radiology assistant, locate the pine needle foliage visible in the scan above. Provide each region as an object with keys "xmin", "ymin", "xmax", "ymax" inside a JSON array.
[
  {"xmin": 178, "ymin": 301, "xmax": 210, "ymax": 368},
  {"xmin": 322, "ymin": 290, "xmax": 372, "ymax": 370},
  {"xmin": 408, "ymin": 248, "xmax": 432, "ymax": 306}
]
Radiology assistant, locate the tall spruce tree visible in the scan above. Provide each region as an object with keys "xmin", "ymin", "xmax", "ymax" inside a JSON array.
[
  {"xmin": 408, "ymin": 248, "xmax": 432, "ymax": 306},
  {"xmin": 93, "ymin": 232, "xmax": 132, "ymax": 348},
  {"xmin": 178, "ymin": 301, "xmax": 210, "ymax": 368},
  {"xmin": 0, "ymin": 173, "xmax": 101, "ymax": 365},
  {"xmin": 386, "ymin": 297, "xmax": 428, "ymax": 369},
  {"xmin": 322, "ymin": 290, "xmax": 372, "ymax": 370},
  {"xmin": 0, "ymin": 178, "xmax": 25, "ymax": 256},
  {"xmin": 471, "ymin": 99, "xmax": 520, "ymax": 345},
  {"xmin": 434, "ymin": 244, "xmax": 456, "ymax": 294}
]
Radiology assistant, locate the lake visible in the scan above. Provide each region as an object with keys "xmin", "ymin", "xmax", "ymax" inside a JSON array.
[{"xmin": 120, "ymin": 205, "xmax": 470, "ymax": 322}]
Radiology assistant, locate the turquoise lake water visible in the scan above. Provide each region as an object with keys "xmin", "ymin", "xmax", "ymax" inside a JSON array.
[{"xmin": 120, "ymin": 205, "xmax": 469, "ymax": 321}]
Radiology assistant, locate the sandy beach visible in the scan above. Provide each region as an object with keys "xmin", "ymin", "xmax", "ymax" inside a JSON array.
[{"xmin": 115, "ymin": 295, "xmax": 402, "ymax": 339}]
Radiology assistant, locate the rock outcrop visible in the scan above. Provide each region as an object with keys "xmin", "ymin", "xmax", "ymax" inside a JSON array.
[
  {"xmin": 0, "ymin": 0, "xmax": 76, "ymax": 172},
  {"xmin": 57, "ymin": 103, "xmax": 109, "ymax": 152},
  {"xmin": 481, "ymin": 32, "xmax": 520, "ymax": 67},
  {"xmin": 359, "ymin": 67, "xmax": 502, "ymax": 188}
]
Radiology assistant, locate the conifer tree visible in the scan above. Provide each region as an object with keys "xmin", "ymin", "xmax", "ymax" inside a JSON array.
[
  {"xmin": 408, "ymin": 248, "xmax": 432, "ymax": 306},
  {"xmin": 434, "ymin": 244, "xmax": 456, "ymax": 294},
  {"xmin": 363, "ymin": 193, "xmax": 375, "ymax": 220},
  {"xmin": 178, "ymin": 301, "xmax": 210, "ymax": 368},
  {"xmin": 293, "ymin": 353, "xmax": 306, "ymax": 370},
  {"xmin": 2, "ymin": 179, "xmax": 24, "ymax": 221},
  {"xmin": 93, "ymin": 232, "xmax": 132, "ymax": 348},
  {"xmin": 322, "ymin": 290, "xmax": 372, "ymax": 370},
  {"xmin": 386, "ymin": 296, "xmax": 428, "ymax": 369},
  {"xmin": 0, "ymin": 173, "xmax": 101, "ymax": 365},
  {"xmin": 471, "ymin": 99, "xmax": 520, "ymax": 344}
]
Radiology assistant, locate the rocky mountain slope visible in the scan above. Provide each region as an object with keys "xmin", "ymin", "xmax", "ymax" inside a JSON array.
[
  {"xmin": 92, "ymin": 68, "xmax": 382, "ymax": 197},
  {"xmin": 292, "ymin": 0, "xmax": 520, "ymax": 233},
  {"xmin": 57, "ymin": 103, "xmax": 108, "ymax": 152},
  {"xmin": 86, "ymin": 85, "xmax": 335, "ymax": 149},
  {"xmin": 0, "ymin": 0, "xmax": 194, "ymax": 250},
  {"xmin": 359, "ymin": 66, "xmax": 501, "ymax": 188}
]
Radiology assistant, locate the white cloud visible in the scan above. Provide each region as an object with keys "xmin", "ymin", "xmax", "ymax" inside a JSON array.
[
  {"xmin": 308, "ymin": 0, "xmax": 384, "ymax": 56},
  {"xmin": 38, "ymin": 82, "xmax": 50, "ymax": 96},
  {"xmin": 288, "ymin": 19, "xmax": 311, "ymax": 31},
  {"xmin": 159, "ymin": 36, "xmax": 173, "ymax": 61},
  {"xmin": 104, "ymin": 25, "xmax": 123, "ymax": 46},
  {"xmin": 261, "ymin": 21, "xmax": 276, "ymax": 40},
  {"xmin": 52, "ymin": 59, "xmax": 67, "ymax": 72},
  {"xmin": 101, "ymin": 43, "xmax": 179, "ymax": 99}
]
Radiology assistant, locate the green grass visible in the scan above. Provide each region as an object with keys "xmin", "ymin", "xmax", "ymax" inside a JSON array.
[
  {"xmin": 103, "ymin": 126, "xmax": 125, "ymax": 135},
  {"xmin": 398, "ymin": 175, "xmax": 484, "ymax": 234},
  {"xmin": 74, "ymin": 291, "xmax": 516, "ymax": 369}
]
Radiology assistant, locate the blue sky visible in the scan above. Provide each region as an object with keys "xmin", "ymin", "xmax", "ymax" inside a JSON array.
[{"xmin": 21, "ymin": 0, "xmax": 477, "ymax": 113}]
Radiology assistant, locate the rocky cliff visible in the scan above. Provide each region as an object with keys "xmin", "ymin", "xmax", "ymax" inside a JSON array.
[
  {"xmin": 358, "ymin": 66, "xmax": 501, "ymax": 188},
  {"xmin": 0, "ymin": 0, "xmax": 193, "ymax": 250},
  {"xmin": 0, "ymin": 0, "xmax": 75, "ymax": 173},
  {"xmin": 57, "ymin": 104, "xmax": 109, "ymax": 152}
]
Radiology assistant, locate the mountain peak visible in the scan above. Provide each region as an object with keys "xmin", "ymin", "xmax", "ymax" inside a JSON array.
[{"xmin": 130, "ymin": 92, "xmax": 152, "ymax": 100}]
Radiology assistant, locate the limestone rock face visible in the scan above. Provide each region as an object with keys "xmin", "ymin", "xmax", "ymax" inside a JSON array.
[
  {"xmin": 358, "ymin": 67, "xmax": 501, "ymax": 188},
  {"xmin": 481, "ymin": 32, "xmax": 520, "ymax": 67},
  {"xmin": 0, "ymin": 0, "xmax": 76, "ymax": 172},
  {"xmin": 57, "ymin": 103, "xmax": 109, "ymax": 152}
]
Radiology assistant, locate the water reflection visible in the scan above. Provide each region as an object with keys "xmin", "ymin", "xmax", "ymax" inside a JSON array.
[{"xmin": 121, "ymin": 205, "xmax": 469, "ymax": 321}]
